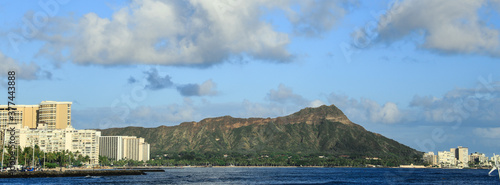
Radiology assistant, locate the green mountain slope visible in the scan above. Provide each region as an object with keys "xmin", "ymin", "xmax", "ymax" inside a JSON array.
[{"xmin": 99, "ymin": 105, "xmax": 421, "ymax": 158}]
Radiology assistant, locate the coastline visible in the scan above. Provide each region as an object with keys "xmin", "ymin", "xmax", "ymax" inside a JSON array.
[
  {"xmin": 0, "ymin": 170, "xmax": 145, "ymax": 178},
  {"xmin": 154, "ymin": 165, "xmax": 491, "ymax": 170},
  {"xmin": 0, "ymin": 165, "xmax": 488, "ymax": 178}
]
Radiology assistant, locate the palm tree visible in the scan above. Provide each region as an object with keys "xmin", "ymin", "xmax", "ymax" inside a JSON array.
[
  {"xmin": 84, "ymin": 155, "xmax": 91, "ymax": 165},
  {"xmin": 46, "ymin": 152, "xmax": 57, "ymax": 163},
  {"xmin": 74, "ymin": 151, "xmax": 80, "ymax": 163}
]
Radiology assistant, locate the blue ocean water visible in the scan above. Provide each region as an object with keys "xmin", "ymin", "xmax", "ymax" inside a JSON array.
[{"xmin": 0, "ymin": 167, "xmax": 497, "ymax": 184}]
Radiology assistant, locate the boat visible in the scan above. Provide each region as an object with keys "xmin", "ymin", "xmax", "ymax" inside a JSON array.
[{"xmin": 488, "ymin": 153, "xmax": 500, "ymax": 181}]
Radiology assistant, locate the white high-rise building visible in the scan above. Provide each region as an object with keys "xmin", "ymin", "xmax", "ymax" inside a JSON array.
[
  {"xmin": 99, "ymin": 136, "xmax": 124, "ymax": 161},
  {"xmin": 99, "ymin": 136, "xmax": 150, "ymax": 161},
  {"xmin": 455, "ymin": 146, "xmax": 469, "ymax": 167},
  {"xmin": 438, "ymin": 151, "xmax": 456, "ymax": 167},
  {"xmin": 142, "ymin": 143, "xmax": 150, "ymax": 162}
]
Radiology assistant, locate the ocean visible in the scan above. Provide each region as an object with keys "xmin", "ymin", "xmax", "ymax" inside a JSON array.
[{"xmin": 0, "ymin": 167, "xmax": 497, "ymax": 184}]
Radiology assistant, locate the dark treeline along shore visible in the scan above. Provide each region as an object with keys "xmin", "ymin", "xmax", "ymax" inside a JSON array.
[{"xmin": 0, "ymin": 170, "xmax": 145, "ymax": 178}]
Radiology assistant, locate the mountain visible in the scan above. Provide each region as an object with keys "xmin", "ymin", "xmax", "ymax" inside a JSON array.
[{"xmin": 99, "ymin": 105, "xmax": 421, "ymax": 158}]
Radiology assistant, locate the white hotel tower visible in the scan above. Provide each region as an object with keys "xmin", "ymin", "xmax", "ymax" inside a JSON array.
[{"xmin": 99, "ymin": 136, "xmax": 150, "ymax": 162}]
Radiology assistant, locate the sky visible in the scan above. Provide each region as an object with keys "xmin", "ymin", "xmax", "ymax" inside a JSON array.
[{"xmin": 1, "ymin": 0, "xmax": 500, "ymax": 156}]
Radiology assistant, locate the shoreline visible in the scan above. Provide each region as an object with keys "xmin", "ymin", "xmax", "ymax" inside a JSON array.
[
  {"xmin": 153, "ymin": 165, "xmax": 492, "ymax": 170},
  {"xmin": 0, "ymin": 166, "xmax": 489, "ymax": 178},
  {"xmin": 0, "ymin": 169, "xmax": 145, "ymax": 178}
]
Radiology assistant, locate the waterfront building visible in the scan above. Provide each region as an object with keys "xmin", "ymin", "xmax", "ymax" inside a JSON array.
[
  {"xmin": 423, "ymin": 152, "xmax": 438, "ymax": 166},
  {"xmin": 99, "ymin": 136, "xmax": 150, "ymax": 161},
  {"xmin": 14, "ymin": 125, "xmax": 100, "ymax": 164},
  {"xmin": 436, "ymin": 146, "xmax": 470, "ymax": 168},
  {"xmin": 438, "ymin": 151, "xmax": 456, "ymax": 167},
  {"xmin": 99, "ymin": 136, "xmax": 124, "ymax": 161},
  {"xmin": 455, "ymin": 146, "xmax": 469, "ymax": 168},
  {"xmin": 469, "ymin": 152, "xmax": 489, "ymax": 165}
]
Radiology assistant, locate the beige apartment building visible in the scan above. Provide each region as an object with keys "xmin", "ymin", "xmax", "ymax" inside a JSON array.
[
  {"xmin": 0, "ymin": 101, "xmax": 72, "ymax": 130},
  {"xmin": 99, "ymin": 136, "xmax": 150, "ymax": 162},
  {"xmin": 0, "ymin": 105, "xmax": 38, "ymax": 130},
  {"xmin": 38, "ymin": 101, "xmax": 72, "ymax": 129}
]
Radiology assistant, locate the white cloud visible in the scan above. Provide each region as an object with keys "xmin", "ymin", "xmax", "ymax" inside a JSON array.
[
  {"xmin": 143, "ymin": 68, "xmax": 174, "ymax": 90},
  {"xmin": 267, "ymin": 84, "xmax": 308, "ymax": 105},
  {"xmin": 377, "ymin": 102, "xmax": 401, "ymax": 124},
  {"xmin": 73, "ymin": 80, "xmax": 500, "ymax": 129},
  {"xmin": 309, "ymin": 99, "xmax": 325, "ymax": 108},
  {"xmin": 73, "ymin": 97, "xmax": 200, "ymax": 129},
  {"xmin": 39, "ymin": 0, "xmax": 292, "ymax": 66},
  {"xmin": 0, "ymin": 52, "xmax": 47, "ymax": 80},
  {"xmin": 176, "ymin": 79, "xmax": 218, "ymax": 97},
  {"xmin": 73, "ymin": 98, "xmax": 302, "ymax": 129},
  {"xmin": 73, "ymin": 84, "xmax": 327, "ymax": 129},
  {"xmin": 324, "ymin": 80, "xmax": 500, "ymax": 125},
  {"xmin": 371, "ymin": 0, "xmax": 500, "ymax": 56},
  {"xmin": 327, "ymin": 92, "xmax": 403, "ymax": 124},
  {"xmin": 409, "ymin": 82, "xmax": 500, "ymax": 124},
  {"xmin": 473, "ymin": 127, "xmax": 500, "ymax": 139},
  {"xmin": 36, "ymin": 0, "xmax": 354, "ymax": 66},
  {"xmin": 132, "ymin": 68, "xmax": 218, "ymax": 96},
  {"xmin": 240, "ymin": 100, "xmax": 295, "ymax": 118},
  {"xmin": 284, "ymin": 0, "xmax": 353, "ymax": 36},
  {"xmin": 197, "ymin": 80, "xmax": 218, "ymax": 96}
]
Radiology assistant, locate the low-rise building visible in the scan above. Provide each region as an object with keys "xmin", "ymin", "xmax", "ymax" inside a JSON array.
[{"xmin": 469, "ymin": 152, "xmax": 489, "ymax": 165}]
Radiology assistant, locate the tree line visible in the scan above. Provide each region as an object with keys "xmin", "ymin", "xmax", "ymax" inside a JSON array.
[
  {"xmin": 3, "ymin": 148, "xmax": 422, "ymax": 168},
  {"xmin": 1, "ymin": 145, "xmax": 91, "ymax": 168},
  {"xmin": 108, "ymin": 151, "xmax": 423, "ymax": 167}
]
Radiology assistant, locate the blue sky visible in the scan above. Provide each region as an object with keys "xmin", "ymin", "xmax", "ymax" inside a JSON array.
[{"xmin": 1, "ymin": 0, "xmax": 500, "ymax": 156}]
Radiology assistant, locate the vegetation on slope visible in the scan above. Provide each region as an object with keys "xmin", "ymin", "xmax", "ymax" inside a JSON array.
[{"xmin": 99, "ymin": 105, "xmax": 423, "ymax": 166}]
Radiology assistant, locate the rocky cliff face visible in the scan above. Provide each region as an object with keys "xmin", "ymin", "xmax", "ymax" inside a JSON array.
[{"xmin": 99, "ymin": 105, "xmax": 420, "ymax": 158}]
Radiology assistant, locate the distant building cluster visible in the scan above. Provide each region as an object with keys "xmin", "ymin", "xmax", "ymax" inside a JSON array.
[
  {"xmin": 423, "ymin": 146, "xmax": 497, "ymax": 168},
  {"xmin": 0, "ymin": 101, "xmax": 150, "ymax": 165}
]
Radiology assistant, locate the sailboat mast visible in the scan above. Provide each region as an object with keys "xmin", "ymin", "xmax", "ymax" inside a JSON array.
[
  {"xmin": 32, "ymin": 144, "xmax": 35, "ymax": 169},
  {"xmin": 1, "ymin": 130, "xmax": 5, "ymax": 172}
]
